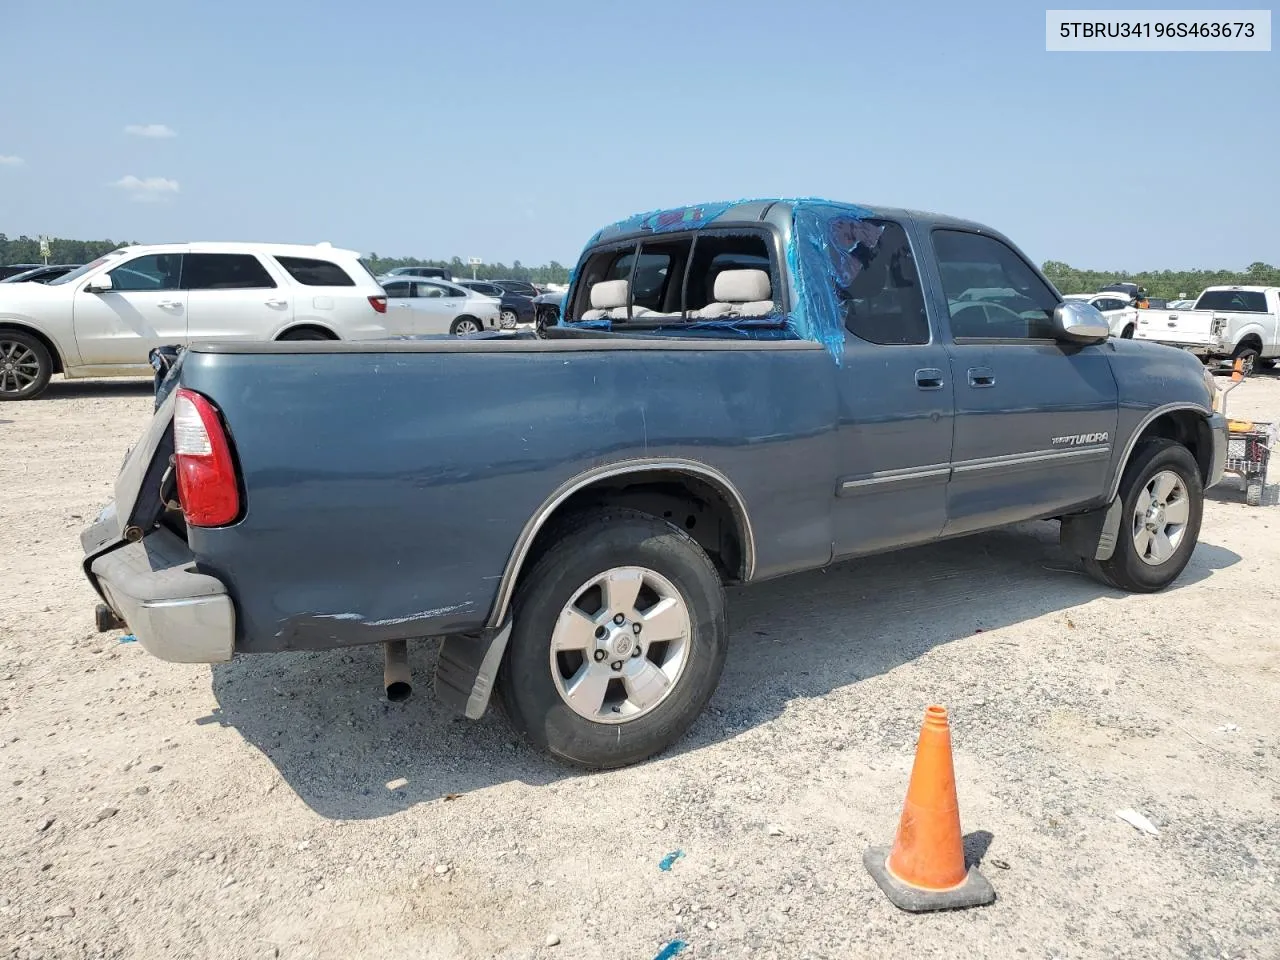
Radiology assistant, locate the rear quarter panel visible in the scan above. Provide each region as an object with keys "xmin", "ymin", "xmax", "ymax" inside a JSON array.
[{"xmin": 180, "ymin": 341, "xmax": 838, "ymax": 652}]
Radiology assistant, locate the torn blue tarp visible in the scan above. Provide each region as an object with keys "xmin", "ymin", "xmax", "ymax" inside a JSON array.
[
  {"xmin": 609, "ymin": 201, "xmax": 734, "ymax": 235},
  {"xmin": 790, "ymin": 199, "xmax": 879, "ymax": 363},
  {"xmin": 560, "ymin": 197, "xmax": 883, "ymax": 363}
]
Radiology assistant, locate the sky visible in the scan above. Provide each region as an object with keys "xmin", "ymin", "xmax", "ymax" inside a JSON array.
[{"xmin": 1, "ymin": 0, "xmax": 1276, "ymax": 270}]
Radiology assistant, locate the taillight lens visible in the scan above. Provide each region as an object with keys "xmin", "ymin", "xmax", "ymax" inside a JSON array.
[
  {"xmin": 174, "ymin": 388, "xmax": 240, "ymax": 527},
  {"xmin": 368, "ymin": 295, "xmax": 387, "ymax": 314}
]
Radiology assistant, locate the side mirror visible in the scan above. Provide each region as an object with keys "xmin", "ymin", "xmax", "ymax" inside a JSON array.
[
  {"xmin": 84, "ymin": 274, "xmax": 113, "ymax": 294},
  {"xmin": 1052, "ymin": 300, "xmax": 1110, "ymax": 343}
]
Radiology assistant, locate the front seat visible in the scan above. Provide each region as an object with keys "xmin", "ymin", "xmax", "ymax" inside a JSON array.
[{"xmin": 693, "ymin": 269, "xmax": 774, "ymax": 319}]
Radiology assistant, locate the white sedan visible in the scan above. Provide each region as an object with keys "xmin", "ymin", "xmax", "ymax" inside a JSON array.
[
  {"xmin": 378, "ymin": 278, "xmax": 501, "ymax": 336},
  {"xmin": 1062, "ymin": 292, "xmax": 1140, "ymax": 339}
]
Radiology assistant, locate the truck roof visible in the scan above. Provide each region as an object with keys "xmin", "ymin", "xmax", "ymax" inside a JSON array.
[{"xmin": 588, "ymin": 198, "xmax": 1015, "ymax": 247}]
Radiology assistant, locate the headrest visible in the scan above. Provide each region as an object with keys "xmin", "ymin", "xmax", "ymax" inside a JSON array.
[
  {"xmin": 590, "ymin": 279, "xmax": 629, "ymax": 310},
  {"xmin": 714, "ymin": 269, "xmax": 771, "ymax": 304}
]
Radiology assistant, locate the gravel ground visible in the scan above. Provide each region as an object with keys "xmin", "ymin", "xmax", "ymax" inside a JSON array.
[{"xmin": 1, "ymin": 373, "xmax": 1278, "ymax": 960}]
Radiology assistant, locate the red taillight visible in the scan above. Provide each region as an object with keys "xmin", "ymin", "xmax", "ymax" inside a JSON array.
[
  {"xmin": 173, "ymin": 388, "xmax": 240, "ymax": 527},
  {"xmin": 368, "ymin": 295, "xmax": 387, "ymax": 314}
]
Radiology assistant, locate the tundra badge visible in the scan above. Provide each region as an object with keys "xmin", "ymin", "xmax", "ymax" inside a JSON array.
[{"xmin": 1052, "ymin": 432, "xmax": 1109, "ymax": 447}]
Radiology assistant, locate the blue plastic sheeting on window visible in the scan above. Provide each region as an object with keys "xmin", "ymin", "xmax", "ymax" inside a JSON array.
[
  {"xmin": 608, "ymin": 201, "xmax": 734, "ymax": 235},
  {"xmin": 789, "ymin": 199, "xmax": 878, "ymax": 363}
]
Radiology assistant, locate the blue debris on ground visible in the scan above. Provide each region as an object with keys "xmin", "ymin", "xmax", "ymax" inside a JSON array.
[
  {"xmin": 658, "ymin": 849, "xmax": 685, "ymax": 872},
  {"xmin": 118, "ymin": 634, "xmax": 137, "ymax": 644},
  {"xmin": 653, "ymin": 941, "xmax": 687, "ymax": 960}
]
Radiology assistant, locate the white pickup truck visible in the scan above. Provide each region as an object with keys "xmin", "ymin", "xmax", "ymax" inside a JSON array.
[{"xmin": 1133, "ymin": 286, "xmax": 1280, "ymax": 374}]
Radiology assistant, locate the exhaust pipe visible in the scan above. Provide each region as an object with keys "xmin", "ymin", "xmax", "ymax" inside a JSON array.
[{"xmin": 383, "ymin": 640, "xmax": 411, "ymax": 702}]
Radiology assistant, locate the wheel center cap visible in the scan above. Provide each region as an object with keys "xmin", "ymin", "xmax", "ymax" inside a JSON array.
[{"xmin": 609, "ymin": 628, "xmax": 634, "ymax": 658}]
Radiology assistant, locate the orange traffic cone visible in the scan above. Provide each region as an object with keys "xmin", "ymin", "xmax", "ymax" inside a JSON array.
[{"xmin": 863, "ymin": 705, "xmax": 995, "ymax": 912}]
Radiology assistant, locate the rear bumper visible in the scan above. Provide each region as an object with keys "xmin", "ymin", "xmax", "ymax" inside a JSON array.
[
  {"xmin": 86, "ymin": 524, "xmax": 235, "ymax": 663},
  {"xmin": 1207, "ymin": 412, "xmax": 1228, "ymax": 489}
]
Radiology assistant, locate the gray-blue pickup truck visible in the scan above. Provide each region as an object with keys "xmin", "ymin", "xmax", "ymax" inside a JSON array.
[{"xmin": 80, "ymin": 198, "xmax": 1228, "ymax": 769}]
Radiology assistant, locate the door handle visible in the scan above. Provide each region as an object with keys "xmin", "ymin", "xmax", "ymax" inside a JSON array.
[
  {"xmin": 914, "ymin": 368, "xmax": 944, "ymax": 390},
  {"xmin": 157, "ymin": 300, "xmax": 182, "ymax": 309},
  {"xmin": 265, "ymin": 298, "xmax": 288, "ymax": 307},
  {"xmin": 967, "ymin": 366, "xmax": 996, "ymax": 387}
]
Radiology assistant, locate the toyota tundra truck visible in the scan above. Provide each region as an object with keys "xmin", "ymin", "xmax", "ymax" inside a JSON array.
[{"xmin": 79, "ymin": 199, "xmax": 1228, "ymax": 770}]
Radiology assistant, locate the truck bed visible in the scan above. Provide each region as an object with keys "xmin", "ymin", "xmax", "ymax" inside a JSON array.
[{"xmin": 177, "ymin": 336, "xmax": 836, "ymax": 651}]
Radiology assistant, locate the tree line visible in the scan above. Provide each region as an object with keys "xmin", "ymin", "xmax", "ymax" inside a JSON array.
[
  {"xmin": 1041, "ymin": 260, "xmax": 1279, "ymax": 300},
  {"xmin": 3, "ymin": 233, "xmax": 1275, "ymax": 296}
]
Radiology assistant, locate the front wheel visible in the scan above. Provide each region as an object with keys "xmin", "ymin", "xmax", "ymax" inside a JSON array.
[
  {"xmin": 1084, "ymin": 439, "xmax": 1203, "ymax": 592},
  {"xmin": 1120, "ymin": 325, "xmax": 1135, "ymax": 339},
  {"xmin": 498, "ymin": 507, "xmax": 728, "ymax": 769},
  {"xmin": 0, "ymin": 330, "xmax": 53, "ymax": 401}
]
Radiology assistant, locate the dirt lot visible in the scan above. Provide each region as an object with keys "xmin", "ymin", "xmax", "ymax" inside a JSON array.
[{"xmin": 2, "ymin": 374, "xmax": 1278, "ymax": 960}]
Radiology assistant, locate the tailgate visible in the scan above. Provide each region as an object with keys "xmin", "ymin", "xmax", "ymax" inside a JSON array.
[
  {"xmin": 1135, "ymin": 309, "xmax": 1217, "ymax": 346},
  {"xmin": 80, "ymin": 388, "xmax": 179, "ymax": 560}
]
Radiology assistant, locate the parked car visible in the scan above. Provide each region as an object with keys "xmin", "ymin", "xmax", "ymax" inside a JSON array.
[
  {"xmin": 1144, "ymin": 298, "xmax": 1169, "ymax": 310},
  {"xmin": 382, "ymin": 265, "xmax": 453, "ymax": 281},
  {"xmin": 0, "ymin": 242, "xmax": 390, "ymax": 400},
  {"xmin": 0, "ymin": 264, "xmax": 46, "ymax": 281},
  {"xmin": 1099, "ymin": 282, "xmax": 1149, "ymax": 307},
  {"xmin": 452, "ymin": 279, "xmax": 535, "ymax": 327},
  {"xmin": 380, "ymin": 278, "xmax": 501, "ymax": 335},
  {"xmin": 0, "ymin": 264, "xmax": 81, "ymax": 284},
  {"xmin": 1062, "ymin": 292, "xmax": 1140, "ymax": 338},
  {"xmin": 1167, "ymin": 299, "xmax": 1197, "ymax": 310},
  {"xmin": 80, "ymin": 198, "xmax": 1226, "ymax": 771},
  {"xmin": 1134, "ymin": 286, "xmax": 1280, "ymax": 374},
  {"xmin": 532, "ymin": 290, "xmax": 565, "ymax": 332},
  {"xmin": 491, "ymin": 279, "xmax": 541, "ymax": 299}
]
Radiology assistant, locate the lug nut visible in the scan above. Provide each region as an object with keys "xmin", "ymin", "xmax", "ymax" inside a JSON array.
[
  {"xmin": 610, "ymin": 661, "xmax": 624, "ymax": 672},
  {"xmin": 595, "ymin": 626, "xmax": 607, "ymax": 639},
  {"xmin": 613, "ymin": 613, "xmax": 625, "ymax": 625},
  {"xmin": 632, "ymin": 623, "xmax": 642, "ymax": 635},
  {"xmin": 593, "ymin": 650, "xmax": 607, "ymax": 662},
  {"xmin": 630, "ymin": 647, "xmax": 642, "ymax": 658}
]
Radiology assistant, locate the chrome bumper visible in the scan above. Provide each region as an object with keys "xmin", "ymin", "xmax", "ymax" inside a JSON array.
[
  {"xmin": 88, "ymin": 526, "xmax": 235, "ymax": 663},
  {"xmin": 1207, "ymin": 411, "xmax": 1228, "ymax": 489}
]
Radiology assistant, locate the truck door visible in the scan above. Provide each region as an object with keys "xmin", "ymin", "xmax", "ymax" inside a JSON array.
[
  {"xmin": 925, "ymin": 228, "xmax": 1118, "ymax": 536},
  {"xmin": 831, "ymin": 218, "xmax": 955, "ymax": 558}
]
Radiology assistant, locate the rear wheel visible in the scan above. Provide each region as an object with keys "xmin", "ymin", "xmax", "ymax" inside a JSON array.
[
  {"xmin": 498, "ymin": 508, "xmax": 728, "ymax": 769},
  {"xmin": 0, "ymin": 330, "xmax": 53, "ymax": 401},
  {"xmin": 1121, "ymin": 325, "xmax": 1135, "ymax": 339},
  {"xmin": 450, "ymin": 316, "xmax": 482, "ymax": 336},
  {"xmin": 1231, "ymin": 343, "xmax": 1260, "ymax": 376},
  {"xmin": 1083, "ymin": 439, "xmax": 1203, "ymax": 592}
]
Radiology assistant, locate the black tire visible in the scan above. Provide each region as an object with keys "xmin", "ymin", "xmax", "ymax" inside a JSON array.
[
  {"xmin": 450, "ymin": 316, "xmax": 482, "ymax": 336},
  {"xmin": 1231, "ymin": 342, "xmax": 1260, "ymax": 376},
  {"xmin": 0, "ymin": 329, "xmax": 53, "ymax": 401},
  {"xmin": 1083, "ymin": 439, "xmax": 1203, "ymax": 593},
  {"xmin": 1246, "ymin": 479, "xmax": 1263, "ymax": 507},
  {"xmin": 497, "ymin": 507, "xmax": 728, "ymax": 770},
  {"xmin": 277, "ymin": 328, "xmax": 334, "ymax": 342},
  {"xmin": 1120, "ymin": 325, "xmax": 1135, "ymax": 339}
]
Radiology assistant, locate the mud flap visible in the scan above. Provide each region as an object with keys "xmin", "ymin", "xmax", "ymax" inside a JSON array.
[
  {"xmin": 435, "ymin": 620, "xmax": 513, "ymax": 720},
  {"xmin": 1059, "ymin": 497, "xmax": 1124, "ymax": 562}
]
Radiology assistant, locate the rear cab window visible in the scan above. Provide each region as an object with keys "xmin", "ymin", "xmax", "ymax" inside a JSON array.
[
  {"xmin": 1195, "ymin": 290, "xmax": 1269, "ymax": 312},
  {"xmin": 274, "ymin": 256, "xmax": 356, "ymax": 287},
  {"xmin": 568, "ymin": 229, "xmax": 779, "ymax": 323}
]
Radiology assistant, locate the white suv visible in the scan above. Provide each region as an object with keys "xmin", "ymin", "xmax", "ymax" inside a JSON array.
[{"xmin": 0, "ymin": 242, "xmax": 390, "ymax": 400}]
